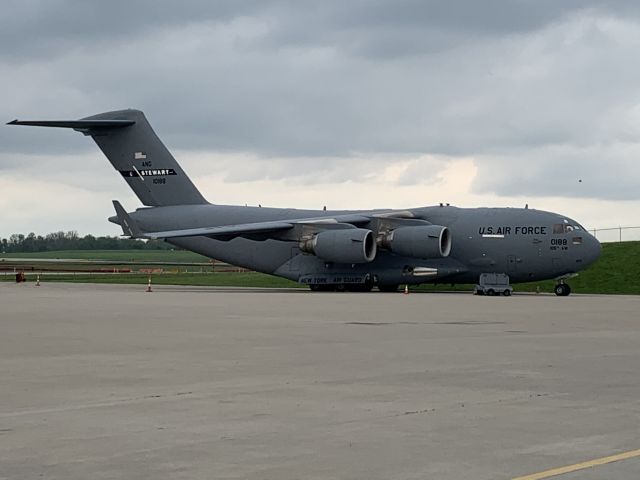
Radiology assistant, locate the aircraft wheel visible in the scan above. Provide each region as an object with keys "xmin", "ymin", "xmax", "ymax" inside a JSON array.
[
  {"xmin": 309, "ymin": 284, "xmax": 334, "ymax": 292},
  {"xmin": 486, "ymin": 288, "xmax": 495, "ymax": 296},
  {"xmin": 503, "ymin": 289, "xmax": 511, "ymax": 297},
  {"xmin": 378, "ymin": 284, "xmax": 399, "ymax": 293},
  {"xmin": 554, "ymin": 283, "xmax": 571, "ymax": 296},
  {"xmin": 309, "ymin": 284, "xmax": 328, "ymax": 292},
  {"xmin": 362, "ymin": 282, "xmax": 374, "ymax": 292}
]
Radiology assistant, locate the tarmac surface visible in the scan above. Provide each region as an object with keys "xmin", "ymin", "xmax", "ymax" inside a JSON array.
[{"xmin": 1, "ymin": 282, "xmax": 640, "ymax": 480}]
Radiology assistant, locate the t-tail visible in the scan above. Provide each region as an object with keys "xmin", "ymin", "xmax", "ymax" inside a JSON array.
[{"xmin": 7, "ymin": 109, "xmax": 207, "ymax": 206}]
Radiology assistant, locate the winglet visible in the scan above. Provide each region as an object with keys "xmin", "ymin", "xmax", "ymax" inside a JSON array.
[{"xmin": 112, "ymin": 200, "xmax": 145, "ymax": 238}]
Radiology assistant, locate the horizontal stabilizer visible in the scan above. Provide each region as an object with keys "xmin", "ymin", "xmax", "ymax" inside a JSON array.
[{"xmin": 7, "ymin": 119, "xmax": 135, "ymax": 129}]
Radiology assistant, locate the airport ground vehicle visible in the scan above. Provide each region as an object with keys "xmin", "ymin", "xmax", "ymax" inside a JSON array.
[{"xmin": 474, "ymin": 273, "xmax": 513, "ymax": 296}]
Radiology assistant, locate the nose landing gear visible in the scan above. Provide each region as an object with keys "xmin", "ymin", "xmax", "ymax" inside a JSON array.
[{"xmin": 554, "ymin": 282, "xmax": 571, "ymax": 296}]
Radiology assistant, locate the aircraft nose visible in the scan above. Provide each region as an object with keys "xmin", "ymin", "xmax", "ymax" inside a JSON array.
[{"xmin": 584, "ymin": 233, "xmax": 602, "ymax": 266}]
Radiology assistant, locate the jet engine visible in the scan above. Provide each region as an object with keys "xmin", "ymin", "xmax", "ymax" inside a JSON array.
[
  {"xmin": 379, "ymin": 225, "xmax": 451, "ymax": 258},
  {"xmin": 300, "ymin": 228, "xmax": 377, "ymax": 263}
]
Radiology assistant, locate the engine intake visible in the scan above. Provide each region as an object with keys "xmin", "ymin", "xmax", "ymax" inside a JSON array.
[
  {"xmin": 380, "ymin": 225, "xmax": 451, "ymax": 258},
  {"xmin": 300, "ymin": 228, "xmax": 377, "ymax": 264}
]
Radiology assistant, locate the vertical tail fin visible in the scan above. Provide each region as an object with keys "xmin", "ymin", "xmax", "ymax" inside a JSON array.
[
  {"xmin": 82, "ymin": 109, "xmax": 207, "ymax": 206},
  {"xmin": 8, "ymin": 109, "xmax": 208, "ymax": 206}
]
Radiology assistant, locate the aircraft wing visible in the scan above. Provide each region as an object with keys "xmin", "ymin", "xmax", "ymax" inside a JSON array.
[
  {"xmin": 144, "ymin": 221, "xmax": 296, "ymax": 240},
  {"xmin": 136, "ymin": 213, "xmax": 409, "ymax": 240},
  {"xmin": 112, "ymin": 201, "xmax": 419, "ymax": 241}
]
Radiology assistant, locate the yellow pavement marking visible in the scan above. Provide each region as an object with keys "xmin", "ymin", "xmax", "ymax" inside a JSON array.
[{"xmin": 512, "ymin": 448, "xmax": 640, "ymax": 480}]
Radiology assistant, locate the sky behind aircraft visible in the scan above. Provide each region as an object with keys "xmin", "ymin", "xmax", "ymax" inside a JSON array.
[{"xmin": 1, "ymin": 1, "xmax": 639, "ymax": 238}]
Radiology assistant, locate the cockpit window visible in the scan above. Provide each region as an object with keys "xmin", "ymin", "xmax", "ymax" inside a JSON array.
[
  {"xmin": 553, "ymin": 223, "xmax": 575, "ymax": 234},
  {"xmin": 573, "ymin": 237, "xmax": 583, "ymax": 245}
]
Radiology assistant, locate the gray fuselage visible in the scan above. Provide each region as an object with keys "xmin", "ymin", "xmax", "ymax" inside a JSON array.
[{"xmin": 119, "ymin": 203, "xmax": 601, "ymax": 286}]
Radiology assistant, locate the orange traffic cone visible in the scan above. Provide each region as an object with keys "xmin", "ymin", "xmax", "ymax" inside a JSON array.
[
  {"xmin": 404, "ymin": 284, "xmax": 409, "ymax": 295},
  {"xmin": 146, "ymin": 275, "xmax": 153, "ymax": 293}
]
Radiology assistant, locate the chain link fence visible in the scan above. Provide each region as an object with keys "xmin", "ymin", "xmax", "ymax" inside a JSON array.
[{"xmin": 590, "ymin": 226, "xmax": 640, "ymax": 243}]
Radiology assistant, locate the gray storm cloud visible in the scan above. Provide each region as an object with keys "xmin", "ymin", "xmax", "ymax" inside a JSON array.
[{"xmin": 1, "ymin": 0, "xmax": 640, "ymax": 203}]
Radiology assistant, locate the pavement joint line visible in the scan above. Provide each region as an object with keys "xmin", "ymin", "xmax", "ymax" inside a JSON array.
[{"xmin": 511, "ymin": 448, "xmax": 640, "ymax": 480}]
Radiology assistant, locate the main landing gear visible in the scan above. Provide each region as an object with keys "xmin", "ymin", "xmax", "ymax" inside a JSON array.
[
  {"xmin": 308, "ymin": 283, "xmax": 401, "ymax": 293},
  {"xmin": 377, "ymin": 284, "xmax": 399, "ymax": 293},
  {"xmin": 309, "ymin": 283, "xmax": 374, "ymax": 292},
  {"xmin": 554, "ymin": 282, "xmax": 572, "ymax": 296}
]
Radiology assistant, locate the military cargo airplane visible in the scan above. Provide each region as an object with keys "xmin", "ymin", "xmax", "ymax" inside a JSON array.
[{"xmin": 8, "ymin": 109, "xmax": 601, "ymax": 295}]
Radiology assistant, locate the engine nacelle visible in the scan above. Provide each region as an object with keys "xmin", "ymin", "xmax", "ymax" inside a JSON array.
[
  {"xmin": 380, "ymin": 225, "xmax": 451, "ymax": 259},
  {"xmin": 300, "ymin": 228, "xmax": 377, "ymax": 264}
]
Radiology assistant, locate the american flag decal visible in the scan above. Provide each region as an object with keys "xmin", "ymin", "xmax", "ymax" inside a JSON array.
[{"xmin": 134, "ymin": 151, "xmax": 147, "ymax": 160}]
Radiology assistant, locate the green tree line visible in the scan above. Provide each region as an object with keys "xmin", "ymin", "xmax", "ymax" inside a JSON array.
[{"xmin": 1, "ymin": 231, "xmax": 174, "ymax": 253}]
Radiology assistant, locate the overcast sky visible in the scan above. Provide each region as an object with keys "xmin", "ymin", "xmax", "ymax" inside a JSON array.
[{"xmin": 1, "ymin": 0, "xmax": 639, "ymax": 241}]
